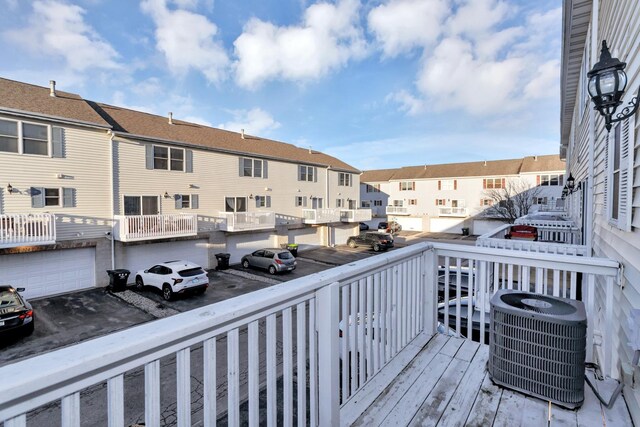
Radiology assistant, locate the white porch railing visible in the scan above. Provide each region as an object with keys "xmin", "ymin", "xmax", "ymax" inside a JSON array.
[
  {"xmin": 0, "ymin": 243, "xmax": 621, "ymax": 426},
  {"xmin": 438, "ymin": 207, "xmax": 468, "ymax": 217},
  {"xmin": 476, "ymin": 223, "xmax": 588, "ymax": 256},
  {"xmin": 0, "ymin": 213, "xmax": 56, "ymax": 248},
  {"xmin": 113, "ymin": 214, "xmax": 198, "ymax": 242},
  {"xmin": 340, "ymin": 209, "xmax": 372, "ymax": 222},
  {"xmin": 302, "ymin": 208, "xmax": 342, "ymax": 224},
  {"xmin": 385, "ymin": 206, "xmax": 409, "ymax": 215},
  {"xmin": 218, "ymin": 211, "xmax": 276, "ymax": 232}
]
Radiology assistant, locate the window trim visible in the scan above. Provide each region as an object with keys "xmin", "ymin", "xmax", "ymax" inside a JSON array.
[
  {"xmin": 0, "ymin": 118, "xmax": 51, "ymax": 157},
  {"xmin": 123, "ymin": 195, "xmax": 160, "ymax": 215},
  {"xmin": 153, "ymin": 144, "xmax": 185, "ymax": 171},
  {"xmin": 338, "ymin": 172, "xmax": 352, "ymax": 187},
  {"xmin": 298, "ymin": 165, "xmax": 316, "ymax": 182},
  {"xmin": 242, "ymin": 157, "xmax": 264, "ymax": 178}
]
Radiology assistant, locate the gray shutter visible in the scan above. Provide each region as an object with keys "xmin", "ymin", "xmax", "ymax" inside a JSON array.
[
  {"xmin": 191, "ymin": 194, "xmax": 199, "ymax": 209},
  {"xmin": 239, "ymin": 157, "xmax": 244, "ymax": 176},
  {"xmin": 146, "ymin": 145, "xmax": 154, "ymax": 169},
  {"xmin": 185, "ymin": 149, "xmax": 193, "ymax": 173},
  {"xmin": 303, "ymin": 196, "xmax": 307, "ymax": 207},
  {"xmin": 30, "ymin": 187, "xmax": 44, "ymax": 208},
  {"xmin": 314, "ymin": 167, "xmax": 318, "ymax": 182},
  {"xmin": 619, "ymin": 115, "xmax": 635, "ymax": 231},
  {"xmin": 256, "ymin": 196, "xmax": 261, "ymax": 208},
  {"xmin": 175, "ymin": 194, "xmax": 182, "ymax": 209},
  {"xmin": 63, "ymin": 188, "xmax": 75, "ymax": 207},
  {"xmin": 604, "ymin": 133, "xmax": 610, "ymax": 218},
  {"xmin": 52, "ymin": 127, "xmax": 64, "ymax": 158},
  {"xmin": 263, "ymin": 160, "xmax": 268, "ymax": 179},
  {"xmin": 266, "ymin": 196, "xmax": 271, "ymax": 208},
  {"xmin": 350, "ymin": 173, "xmax": 353, "ymax": 187}
]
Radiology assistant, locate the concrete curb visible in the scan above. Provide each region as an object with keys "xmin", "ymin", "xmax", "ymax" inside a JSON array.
[{"xmin": 109, "ymin": 290, "xmax": 180, "ymax": 318}]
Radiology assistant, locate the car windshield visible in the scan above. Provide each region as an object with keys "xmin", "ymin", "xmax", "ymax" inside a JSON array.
[
  {"xmin": 278, "ymin": 252, "xmax": 293, "ymax": 260},
  {"xmin": 178, "ymin": 267, "xmax": 205, "ymax": 277},
  {"xmin": 0, "ymin": 290, "xmax": 22, "ymax": 308}
]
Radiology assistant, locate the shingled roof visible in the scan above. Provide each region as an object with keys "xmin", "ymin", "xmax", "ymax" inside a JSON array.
[
  {"xmin": 0, "ymin": 78, "xmax": 110, "ymax": 127},
  {"xmin": 361, "ymin": 155, "xmax": 565, "ymax": 182}
]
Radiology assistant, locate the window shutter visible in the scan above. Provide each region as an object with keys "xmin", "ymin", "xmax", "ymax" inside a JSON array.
[
  {"xmin": 314, "ymin": 167, "xmax": 318, "ymax": 182},
  {"xmin": 536, "ymin": 175, "xmax": 541, "ymax": 186},
  {"xmin": 63, "ymin": 188, "xmax": 75, "ymax": 207},
  {"xmin": 559, "ymin": 174, "xmax": 564, "ymax": 186},
  {"xmin": 483, "ymin": 179, "xmax": 487, "ymax": 189},
  {"xmin": 303, "ymin": 196, "xmax": 307, "ymax": 207},
  {"xmin": 52, "ymin": 127, "xmax": 64, "ymax": 158},
  {"xmin": 454, "ymin": 180, "xmax": 457, "ymax": 190},
  {"xmin": 239, "ymin": 157, "xmax": 244, "ymax": 176},
  {"xmin": 438, "ymin": 180, "xmax": 441, "ymax": 190},
  {"xmin": 191, "ymin": 194, "xmax": 199, "ymax": 209},
  {"xmin": 266, "ymin": 196, "xmax": 271, "ymax": 208},
  {"xmin": 175, "ymin": 194, "xmax": 182, "ymax": 209},
  {"xmin": 619, "ymin": 115, "xmax": 635, "ymax": 231},
  {"xmin": 350, "ymin": 174, "xmax": 352, "ymax": 187},
  {"xmin": 263, "ymin": 160, "xmax": 268, "ymax": 179},
  {"xmin": 502, "ymin": 178, "xmax": 506, "ymax": 188},
  {"xmin": 30, "ymin": 187, "xmax": 44, "ymax": 208},
  {"xmin": 412, "ymin": 181, "xmax": 416, "ymax": 190},
  {"xmin": 256, "ymin": 196, "xmax": 261, "ymax": 208},
  {"xmin": 146, "ymin": 145, "xmax": 154, "ymax": 169},
  {"xmin": 604, "ymin": 133, "xmax": 609, "ymax": 216},
  {"xmin": 435, "ymin": 199, "xmax": 438, "ymax": 206},
  {"xmin": 185, "ymin": 149, "xmax": 193, "ymax": 173}
]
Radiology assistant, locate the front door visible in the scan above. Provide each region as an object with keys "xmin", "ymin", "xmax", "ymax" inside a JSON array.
[{"xmin": 312, "ymin": 197, "xmax": 323, "ymax": 209}]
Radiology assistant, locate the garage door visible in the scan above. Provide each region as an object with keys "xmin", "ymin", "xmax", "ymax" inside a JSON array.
[
  {"xmin": 0, "ymin": 248, "xmax": 95, "ymax": 299},
  {"xmin": 226, "ymin": 232, "xmax": 275, "ymax": 264},
  {"xmin": 288, "ymin": 227, "xmax": 321, "ymax": 250},
  {"xmin": 122, "ymin": 239, "xmax": 210, "ymax": 275},
  {"xmin": 332, "ymin": 224, "xmax": 357, "ymax": 246}
]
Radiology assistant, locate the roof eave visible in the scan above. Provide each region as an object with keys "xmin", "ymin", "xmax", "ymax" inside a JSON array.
[{"xmin": 0, "ymin": 107, "xmax": 112, "ymax": 130}]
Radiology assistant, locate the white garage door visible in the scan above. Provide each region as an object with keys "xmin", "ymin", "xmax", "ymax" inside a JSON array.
[
  {"xmin": 332, "ymin": 224, "xmax": 357, "ymax": 246},
  {"xmin": 288, "ymin": 227, "xmax": 321, "ymax": 250},
  {"xmin": 0, "ymin": 248, "xmax": 95, "ymax": 299},
  {"xmin": 226, "ymin": 232, "xmax": 275, "ymax": 264},
  {"xmin": 122, "ymin": 240, "xmax": 210, "ymax": 275}
]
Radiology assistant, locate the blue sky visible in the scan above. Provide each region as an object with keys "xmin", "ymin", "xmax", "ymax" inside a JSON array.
[{"xmin": 0, "ymin": 0, "xmax": 562, "ymax": 170}]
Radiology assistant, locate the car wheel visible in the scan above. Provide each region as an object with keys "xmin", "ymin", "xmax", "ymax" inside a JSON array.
[
  {"xmin": 135, "ymin": 276, "xmax": 144, "ymax": 290},
  {"xmin": 162, "ymin": 284, "xmax": 174, "ymax": 301},
  {"xmin": 373, "ymin": 244, "xmax": 381, "ymax": 252},
  {"xmin": 242, "ymin": 259, "xmax": 250, "ymax": 269},
  {"xmin": 348, "ymin": 240, "xmax": 356, "ymax": 248},
  {"xmin": 268, "ymin": 265, "xmax": 277, "ymax": 275}
]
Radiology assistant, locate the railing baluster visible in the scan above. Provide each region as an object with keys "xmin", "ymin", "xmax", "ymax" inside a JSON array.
[
  {"xmin": 358, "ymin": 278, "xmax": 366, "ymax": 387},
  {"xmin": 177, "ymin": 348, "xmax": 191, "ymax": 427},
  {"xmin": 478, "ymin": 261, "xmax": 486, "ymax": 345},
  {"xmin": 605, "ymin": 276, "xmax": 615, "ymax": 378},
  {"xmin": 204, "ymin": 337, "xmax": 217, "ymax": 427},
  {"xmin": 4, "ymin": 415, "xmax": 26, "ymax": 427},
  {"xmin": 341, "ymin": 285, "xmax": 349, "ymax": 401},
  {"xmin": 349, "ymin": 281, "xmax": 357, "ymax": 395},
  {"xmin": 316, "ymin": 282, "xmax": 339, "ymax": 426},
  {"xmin": 145, "ymin": 360, "xmax": 160, "ymax": 427},
  {"xmin": 296, "ymin": 303, "xmax": 306, "ymax": 427},
  {"xmin": 585, "ymin": 274, "xmax": 595, "ymax": 363},
  {"xmin": 373, "ymin": 272, "xmax": 381, "ymax": 373},
  {"xmin": 61, "ymin": 392, "xmax": 80, "ymax": 427},
  {"xmin": 107, "ymin": 375, "xmax": 124, "ymax": 427},
  {"xmin": 267, "ymin": 314, "xmax": 277, "ymax": 426},
  {"xmin": 391, "ymin": 267, "xmax": 398, "ymax": 355},
  {"xmin": 384, "ymin": 268, "xmax": 392, "ymax": 362},
  {"xmin": 309, "ymin": 297, "xmax": 317, "ymax": 427},
  {"xmin": 248, "ymin": 322, "xmax": 259, "ymax": 426},
  {"xmin": 552, "ymin": 269, "xmax": 560, "ymax": 297},
  {"xmin": 570, "ymin": 271, "xmax": 577, "ymax": 299},
  {"xmin": 283, "ymin": 307, "xmax": 293, "ymax": 427},
  {"xmin": 366, "ymin": 275, "xmax": 373, "ymax": 380}
]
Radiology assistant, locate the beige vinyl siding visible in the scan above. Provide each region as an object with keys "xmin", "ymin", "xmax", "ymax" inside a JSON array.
[
  {"xmin": 328, "ymin": 170, "xmax": 359, "ymax": 208},
  {"xmin": 0, "ymin": 115, "xmax": 111, "ymax": 240}
]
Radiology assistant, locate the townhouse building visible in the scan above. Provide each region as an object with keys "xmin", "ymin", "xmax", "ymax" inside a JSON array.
[
  {"xmin": 361, "ymin": 155, "xmax": 566, "ymax": 234},
  {"xmin": 0, "ymin": 78, "xmax": 368, "ymax": 299},
  {"xmin": 562, "ymin": 0, "xmax": 640, "ymax": 422}
]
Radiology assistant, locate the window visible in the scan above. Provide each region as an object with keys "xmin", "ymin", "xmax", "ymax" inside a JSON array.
[
  {"xmin": 373, "ymin": 200, "xmax": 382, "ymax": 206},
  {"xmin": 435, "ymin": 199, "xmax": 446, "ymax": 206},
  {"xmin": 408, "ymin": 199, "xmax": 417, "ymax": 205},
  {"xmin": 30, "ymin": 187, "xmax": 75, "ymax": 208},
  {"xmin": 124, "ymin": 196, "xmax": 159, "ymax": 215},
  {"xmin": 180, "ymin": 195, "xmax": 190, "ymax": 208},
  {"xmin": 336, "ymin": 199, "xmax": 344, "ymax": 208},
  {"xmin": 483, "ymin": 178, "xmax": 504, "ymax": 189},
  {"xmin": 44, "ymin": 188, "xmax": 60, "ymax": 206},
  {"xmin": 153, "ymin": 146, "xmax": 184, "ymax": 171},
  {"xmin": 299, "ymin": 165, "xmax": 316, "ymax": 181},
  {"xmin": 361, "ymin": 201, "xmax": 371, "ymax": 208},
  {"xmin": 399, "ymin": 181, "xmax": 415, "ymax": 191},
  {"xmin": 225, "ymin": 197, "xmax": 247, "ymax": 212},
  {"xmin": 174, "ymin": 194, "xmax": 199, "ymax": 210},
  {"xmin": 538, "ymin": 174, "xmax": 563, "ymax": 186},
  {"xmin": 392, "ymin": 200, "xmax": 403, "ymax": 207},
  {"xmin": 255, "ymin": 195, "xmax": 271, "ymax": 208},
  {"xmin": 439, "ymin": 179, "xmax": 455, "ymax": 190},
  {"xmin": 338, "ymin": 172, "xmax": 352, "ymax": 186},
  {"xmin": 534, "ymin": 197, "xmax": 548, "ymax": 205},
  {"xmin": 0, "ymin": 119, "xmax": 51, "ymax": 156},
  {"xmin": 480, "ymin": 198, "xmax": 493, "ymax": 206},
  {"xmin": 241, "ymin": 158, "xmax": 264, "ymax": 178},
  {"xmin": 295, "ymin": 196, "xmax": 307, "ymax": 207},
  {"xmin": 366, "ymin": 184, "xmax": 380, "ymax": 193}
]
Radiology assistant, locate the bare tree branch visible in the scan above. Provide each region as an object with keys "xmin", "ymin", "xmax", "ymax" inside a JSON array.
[{"xmin": 483, "ymin": 179, "xmax": 544, "ymax": 223}]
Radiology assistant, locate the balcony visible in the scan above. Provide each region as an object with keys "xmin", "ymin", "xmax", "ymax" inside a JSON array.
[
  {"xmin": 340, "ymin": 209, "xmax": 372, "ymax": 222},
  {"xmin": 218, "ymin": 211, "xmax": 276, "ymax": 232},
  {"xmin": 0, "ymin": 213, "xmax": 56, "ymax": 248},
  {"xmin": 302, "ymin": 208, "xmax": 342, "ymax": 224},
  {"xmin": 386, "ymin": 206, "xmax": 409, "ymax": 215},
  {"xmin": 437, "ymin": 206, "xmax": 468, "ymax": 217},
  {"xmin": 113, "ymin": 214, "xmax": 198, "ymax": 242},
  {"xmin": 476, "ymin": 222, "xmax": 586, "ymax": 255},
  {"xmin": 0, "ymin": 242, "xmax": 627, "ymax": 426}
]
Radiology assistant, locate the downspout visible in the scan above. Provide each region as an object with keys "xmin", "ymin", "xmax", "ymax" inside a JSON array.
[
  {"xmin": 587, "ymin": 0, "xmax": 599, "ymax": 255},
  {"xmin": 108, "ymin": 130, "xmax": 115, "ymax": 270}
]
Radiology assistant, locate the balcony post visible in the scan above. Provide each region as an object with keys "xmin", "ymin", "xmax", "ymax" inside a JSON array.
[
  {"xmin": 422, "ymin": 247, "xmax": 438, "ymax": 336},
  {"xmin": 315, "ymin": 281, "xmax": 339, "ymax": 425}
]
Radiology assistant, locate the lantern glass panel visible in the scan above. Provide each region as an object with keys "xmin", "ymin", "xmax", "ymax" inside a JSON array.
[
  {"xmin": 617, "ymin": 69, "xmax": 627, "ymax": 91},
  {"xmin": 599, "ymin": 71, "xmax": 617, "ymax": 95}
]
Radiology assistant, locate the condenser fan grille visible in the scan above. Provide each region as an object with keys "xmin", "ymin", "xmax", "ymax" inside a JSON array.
[{"xmin": 500, "ymin": 293, "xmax": 577, "ymax": 315}]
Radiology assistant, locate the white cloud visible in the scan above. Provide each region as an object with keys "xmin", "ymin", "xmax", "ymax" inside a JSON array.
[
  {"xmin": 141, "ymin": 0, "xmax": 229, "ymax": 83},
  {"xmin": 3, "ymin": 0, "xmax": 121, "ymax": 71},
  {"xmin": 218, "ymin": 108, "xmax": 281, "ymax": 135},
  {"xmin": 368, "ymin": 0, "xmax": 449, "ymax": 58},
  {"xmin": 523, "ymin": 59, "xmax": 560, "ymax": 100},
  {"xmin": 445, "ymin": 0, "xmax": 511, "ymax": 37},
  {"xmin": 386, "ymin": 90, "xmax": 424, "ymax": 115},
  {"xmin": 233, "ymin": 0, "xmax": 368, "ymax": 89}
]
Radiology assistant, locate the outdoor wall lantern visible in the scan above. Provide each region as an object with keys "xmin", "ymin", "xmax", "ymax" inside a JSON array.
[
  {"xmin": 6, "ymin": 183, "xmax": 13, "ymax": 194},
  {"xmin": 566, "ymin": 173, "xmax": 575, "ymax": 192},
  {"xmin": 561, "ymin": 185, "xmax": 569, "ymax": 199},
  {"xmin": 587, "ymin": 41, "xmax": 639, "ymax": 131},
  {"xmin": 163, "ymin": 191, "xmax": 170, "ymax": 198}
]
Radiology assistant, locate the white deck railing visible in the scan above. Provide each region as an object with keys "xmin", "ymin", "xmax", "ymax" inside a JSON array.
[
  {"xmin": 437, "ymin": 207, "xmax": 468, "ymax": 217},
  {"xmin": 385, "ymin": 206, "xmax": 408, "ymax": 215},
  {"xmin": 0, "ymin": 213, "xmax": 56, "ymax": 248},
  {"xmin": 476, "ymin": 223, "xmax": 588, "ymax": 255},
  {"xmin": 113, "ymin": 214, "xmax": 198, "ymax": 242},
  {"xmin": 302, "ymin": 208, "xmax": 342, "ymax": 224},
  {"xmin": 340, "ymin": 209, "xmax": 372, "ymax": 222},
  {"xmin": 218, "ymin": 211, "xmax": 276, "ymax": 232},
  {"xmin": 0, "ymin": 243, "xmax": 621, "ymax": 426}
]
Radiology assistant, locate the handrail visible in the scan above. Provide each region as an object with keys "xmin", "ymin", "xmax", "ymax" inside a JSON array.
[{"xmin": 0, "ymin": 213, "xmax": 56, "ymax": 248}]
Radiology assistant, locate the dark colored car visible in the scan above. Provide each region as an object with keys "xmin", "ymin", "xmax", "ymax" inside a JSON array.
[
  {"xmin": 347, "ymin": 232, "xmax": 394, "ymax": 252},
  {"xmin": 0, "ymin": 286, "xmax": 34, "ymax": 338},
  {"xmin": 242, "ymin": 249, "xmax": 297, "ymax": 274},
  {"xmin": 359, "ymin": 222, "xmax": 369, "ymax": 231}
]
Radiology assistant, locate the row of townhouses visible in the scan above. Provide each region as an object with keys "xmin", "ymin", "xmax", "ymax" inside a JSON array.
[
  {"xmin": 0, "ymin": 78, "xmax": 367, "ymax": 299},
  {"xmin": 360, "ymin": 155, "xmax": 566, "ymax": 235}
]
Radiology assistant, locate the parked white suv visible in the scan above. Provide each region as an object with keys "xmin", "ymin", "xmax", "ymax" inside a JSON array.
[{"xmin": 135, "ymin": 260, "xmax": 209, "ymax": 301}]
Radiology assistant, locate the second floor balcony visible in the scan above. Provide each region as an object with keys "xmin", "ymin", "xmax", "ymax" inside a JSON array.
[
  {"xmin": 113, "ymin": 214, "xmax": 198, "ymax": 242},
  {"xmin": 477, "ymin": 222, "xmax": 586, "ymax": 255},
  {"xmin": 340, "ymin": 208, "xmax": 372, "ymax": 222},
  {"xmin": 0, "ymin": 213, "xmax": 56, "ymax": 249},
  {"xmin": 302, "ymin": 208, "xmax": 342, "ymax": 224},
  {"xmin": 386, "ymin": 206, "xmax": 409, "ymax": 215},
  {"xmin": 437, "ymin": 207, "xmax": 468, "ymax": 217},
  {"xmin": 217, "ymin": 211, "xmax": 276, "ymax": 232}
]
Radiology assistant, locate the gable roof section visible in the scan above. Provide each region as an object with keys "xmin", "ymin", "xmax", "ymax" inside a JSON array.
[
  {"xmin": 93, "ymin": 103, "xmax": 360, "ymax": 173},
  {"xmin": 0, "ymin": 78, "xmax": 110, "ymax": 128},
  {"xmin": 361, "ymin": 155, "xmax": 565, "ymax": 182}
]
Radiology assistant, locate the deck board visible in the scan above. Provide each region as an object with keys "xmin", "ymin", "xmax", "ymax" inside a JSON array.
[{"xmin": 342, "ymin": 334, "xmax": 633, "ymax": 427}]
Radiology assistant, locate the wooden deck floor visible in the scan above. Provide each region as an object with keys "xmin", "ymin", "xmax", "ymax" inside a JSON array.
[{"xmin": 341, "ymin": 334, "xmax": 633, "ymax": 426}]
